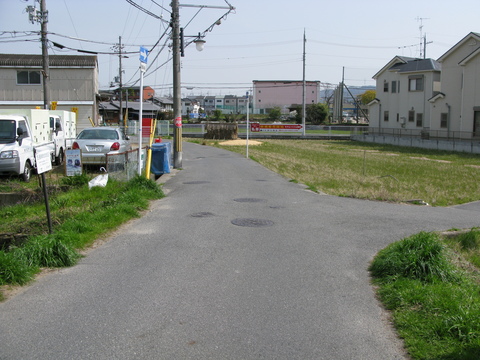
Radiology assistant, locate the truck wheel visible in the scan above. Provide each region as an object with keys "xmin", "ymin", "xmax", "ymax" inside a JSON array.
[
  {"xmin": 55, "ymin": 148, "xmax": 64, "ymax": 166},
  {"xmin": 22, "ymin": 161, "xmax": 32, "ymax": 182}
]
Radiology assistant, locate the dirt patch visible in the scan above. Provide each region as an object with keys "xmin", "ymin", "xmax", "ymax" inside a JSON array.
[
  {"xmin": 410, "ymin": 156, "xmax": 452, "ymax": 163},
  {"xmin": 219, "ymin": 139, "xmax": 263, "ymax": 146}
]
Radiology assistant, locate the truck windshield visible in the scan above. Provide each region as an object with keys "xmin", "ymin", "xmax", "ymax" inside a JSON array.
[{"xmin": 0, "ymin": 120, "xmax": 16, "ymax": 144}]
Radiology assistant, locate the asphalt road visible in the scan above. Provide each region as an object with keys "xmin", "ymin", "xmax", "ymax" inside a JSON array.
[{"xmin": 1, "ymin": 142, "xmax": 479, "ymax": 360}]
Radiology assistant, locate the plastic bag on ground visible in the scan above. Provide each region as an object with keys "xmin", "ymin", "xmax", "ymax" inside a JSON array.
[{"xmin": 88, "ymin": 167, "xmax": 109, "ymax": 189}]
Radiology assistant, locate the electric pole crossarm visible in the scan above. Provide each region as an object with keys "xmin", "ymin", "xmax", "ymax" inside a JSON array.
[{"xmin": 179, "ymin": 4, "xmax": 235, "ymax": 10}]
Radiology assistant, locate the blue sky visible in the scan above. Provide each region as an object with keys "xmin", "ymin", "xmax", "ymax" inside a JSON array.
[{"xmin": 1, "ymin": 0, "xmax": 478, "ymax": 96}]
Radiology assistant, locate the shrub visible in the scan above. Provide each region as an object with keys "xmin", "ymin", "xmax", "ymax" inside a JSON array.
[
  {"xmin": 0, "ymin": 251, "xmax": 36, "ymax": 285},
  {"xmin": 369, "ymin": 231, "xmax": 458, "ymax": 283},
  {"xmin": 458, "ymin": 229, "xmax": 480, "ymax": 251},
  {"xmin": 16, "ymin": 236, "xmax": 80, "ymax": 268}
]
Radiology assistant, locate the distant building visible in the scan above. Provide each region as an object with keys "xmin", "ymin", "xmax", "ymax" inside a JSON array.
[
  {"xmin": 253, "ymin": 80, "xmax": 321, "ymax": 115},
  {"xmin": 0, "ymin": 54, "xmax": 98, "ymax": 131}
]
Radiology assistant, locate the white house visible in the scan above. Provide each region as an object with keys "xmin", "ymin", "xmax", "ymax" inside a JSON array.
[
  {"xmin": 429, "ymin": 32, "xmax": 480, "ymax": 139},
  {"xmin": 368, "ymin": 56, "xmax": 441, "ymax": 135},
  {"xmin": 368, "ymin": 32, "xmax": 480, "ymax": 142}
]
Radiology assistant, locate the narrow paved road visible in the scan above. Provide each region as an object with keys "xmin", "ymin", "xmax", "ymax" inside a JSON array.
[{"xmin": 1, "ymin": 142, "xmax": 479, "ymax": 359}]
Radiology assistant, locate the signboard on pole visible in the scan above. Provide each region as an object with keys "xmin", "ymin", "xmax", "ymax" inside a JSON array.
[
  {"xmin": 250, "ymin": 123, "xmax": 303, "ymax": 132},
  {"xmin": 140, "ymin": 46, "xmax": 149, "ymax": 63},
  {"xmin": 35, "ymin": 148, "xmax": 52, "ymax": 174},
  {"xmin": 65, "ymin": 149, "xmax": 82, "ymax": 176},
  {"xmin": 174, "ymin": 116, "xmax": 182, "ymax": 128}
]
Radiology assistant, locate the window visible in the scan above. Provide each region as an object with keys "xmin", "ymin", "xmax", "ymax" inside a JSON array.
[
  {"xmin": 391, "ymin": 81, "xmax": 396, "ymax": 93},
  {"xmin": 409, "ymin": 76, "xmax": 424, "ymax": 91},
  {"xmin": 396, "ymin": 113, "xmax": 400, "ymax": 122},
  {"xmin": 384, "ymin": 111, "xmax": 389, "ymax": 122},
  {"xmin": 17, "ymin": 71, "xmax": 41, "ymax": 85},
  {"xmin": 416, "ymin": 113, "xmax": 423, "ymax": 127},
  {"xmin": 440, "ymin": 113, "xmax": 448, "ymax": 128},
  {"xmin": 408, "ymin": 110, "xmax": 415, "ymax": 122},
  {"xmin": 383, "ymin": 81, "xmax": 389, "ymax": 92},
  {"xmin": 18, "ymin": 120, "xmax": 29, "ymax": 137}
]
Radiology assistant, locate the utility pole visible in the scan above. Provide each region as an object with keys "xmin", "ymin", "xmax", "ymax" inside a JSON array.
[
  {"xmin": 118, "ymin": 36, "xmax": 124, "ymax": 127},
  {"xmin": 40, "ymin": 0, "xmax": 49, "ymax": 109},
  {"xmin": 302, "ymin": 29, "xmax": 306, "ymax": 136},
  {"xmin": 27, "ymin": 0, "xmax": 50, "ymax": 109},
  {"xmin": 172, "ymin": 0, "xmax": 182, "ymax": 168}
]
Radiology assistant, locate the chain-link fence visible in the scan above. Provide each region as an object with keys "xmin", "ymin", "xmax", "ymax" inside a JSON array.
[{"xmin": 106, "ymin": 148, "xmax": 144, "ymax": 182}]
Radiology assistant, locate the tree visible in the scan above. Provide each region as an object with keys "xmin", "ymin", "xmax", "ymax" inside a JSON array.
[
  {"xmin": 267, "ymin": 107, "xmax": 282, "ymax": 121},
  {"xmin": 212, "ymin": 109, "xmax": 223, "ymax": 121},
  {"xmin": 360, "ymin": 90, "xmax": 376, "ymax": 105},
  {"xmin": 307, "ymin": 103, "xmax": 328, "ymax": 125},
  {"xmin": 293, "ymin": 104, "xmax": 328, "ymax": 125}
]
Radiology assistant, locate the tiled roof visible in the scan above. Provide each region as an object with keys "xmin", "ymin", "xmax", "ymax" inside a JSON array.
[
  {"xmin": 0, "ymin": 54, "xmax": 97, "ymax": 67},
  {"xmin": 389, "ymin": 58, "xmax": 441, "ymax": 73}
]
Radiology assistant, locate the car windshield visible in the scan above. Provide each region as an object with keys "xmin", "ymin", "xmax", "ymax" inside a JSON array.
[
  {"xmin": 0, "ymin": 120, "xmax": 16, "ymax": 144},
  {"xmin": 78, "ymin": 129, "xmax": 119, "ymax": 140}
]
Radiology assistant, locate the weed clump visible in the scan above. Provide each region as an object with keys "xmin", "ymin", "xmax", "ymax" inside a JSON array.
[{"xmin": 369, "ymin": 231, "xmax": 458, "ymax": 283}]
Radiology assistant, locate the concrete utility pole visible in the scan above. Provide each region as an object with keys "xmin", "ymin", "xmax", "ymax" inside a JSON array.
[
  {"xmin": 171, "ymin": 0, "xmax": 183, "ymax": 168},
  {"xmin": 118, "ymin": 36, "xmax": 124, "ymax": 127},
  {"xmin": 27, "ymin": 0, "xmax": 50, "ymax": 109},
  {"xmin": 40, "ymin": 0, "xmax": 49, "ymax": 109},
  {"xmin": 302, "ymin": 29, "xmax": 306, "ymax": 136}
]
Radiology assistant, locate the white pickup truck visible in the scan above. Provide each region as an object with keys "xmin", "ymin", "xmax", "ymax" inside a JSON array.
[{"xmin": 0, "ymin": 109, "xmax": 76, "ymax": 182}]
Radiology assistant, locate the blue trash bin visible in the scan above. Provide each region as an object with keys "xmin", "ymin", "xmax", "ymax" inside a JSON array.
[{"xmin": 151, "ymin": 142, "xmax": 171, "ymax": 178}]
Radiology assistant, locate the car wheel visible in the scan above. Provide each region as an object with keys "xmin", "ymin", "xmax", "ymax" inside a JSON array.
[
  {"xmin": 21, "ymin": 161, "xmax": 32, "ymax": 182},
  {"xmin": 55, "ymin": 148, "xmax": 64, "ymax": 166}
]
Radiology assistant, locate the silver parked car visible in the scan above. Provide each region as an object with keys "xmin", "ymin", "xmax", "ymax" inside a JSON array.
[{"xmin": 72, "ymin": 127, "xmax": 131, "ymax": 166}]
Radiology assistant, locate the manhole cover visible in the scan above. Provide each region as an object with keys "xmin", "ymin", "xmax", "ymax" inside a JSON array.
[
  {"xmin": 183, "ymin": 181, "xmax": 210, "ymax": 185},
  {"xmin": 233, "ymin": 198, "xmax": 266, "ymax": 203},
  {"xmin": 231, "ymin": 218, "xmax": 274, "ymax": 227},
  {"xmin": 190, "ymin": 212, "xmax": 215, "ymax": 218}
]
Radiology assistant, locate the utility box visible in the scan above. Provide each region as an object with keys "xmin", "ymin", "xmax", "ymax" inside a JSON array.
[{"xmin": 150, "ymin": 142, "xmax": 171, "ymax": 179}]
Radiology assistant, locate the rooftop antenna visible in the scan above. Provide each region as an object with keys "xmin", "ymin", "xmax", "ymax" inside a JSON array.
[{"xmin": 416, "ymin": 17, "xmax": 430, "ymax": 59}]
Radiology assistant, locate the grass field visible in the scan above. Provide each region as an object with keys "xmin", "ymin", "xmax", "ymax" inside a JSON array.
[{"xmin": 205, "ymin": 139, "xmax": 480, "ymax": 207}]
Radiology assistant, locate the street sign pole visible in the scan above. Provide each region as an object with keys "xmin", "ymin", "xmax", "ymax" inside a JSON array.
[
  {"xmin": 138, "ymin": 47, "xmax": 148, "ymax": 176},
  {"xmin": 246, "ymin": 92, "xmax": 249, "ymax": 159}
]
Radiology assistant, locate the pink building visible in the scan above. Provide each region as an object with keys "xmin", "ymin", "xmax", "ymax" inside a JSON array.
[{"xmin": 252, "ymin": 80, "xmax": 321, "ymax": 114}]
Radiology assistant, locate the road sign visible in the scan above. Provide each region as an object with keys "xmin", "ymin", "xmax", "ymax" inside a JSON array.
[
  {"xmin": 250, "ymin": 123, "xmax": 303, "ymax": 132},
  {"xmin": 140, "ymin": 47, "xmax": 149, "ymax": 63},
  {"xmin": 174, "ymin": 116, "xmax": 182, "ymax": 128}
]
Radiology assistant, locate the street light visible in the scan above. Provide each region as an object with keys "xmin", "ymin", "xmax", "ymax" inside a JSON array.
[
  {"xmin": 194, "ymin": 38, "xmax": 206, "ymax": 51},
  {"xmin": 171, "ymin": 3, "xmax": 207, "ymax": 168},
  {"xmin": 171, "ymin": 1, "xmax": 234, "ymax": 168}
]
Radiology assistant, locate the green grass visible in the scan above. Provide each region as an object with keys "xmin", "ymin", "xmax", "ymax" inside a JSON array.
[
  {"xmin": 206, "ymin": 139, "xmax": 480, "ymax": 206},
  {"xmin": 0, "ymin": 175, "xmax": 164, "ymax": 291},
  {"xmin": 370, "ymin": 231, "xmax": 480, "ymax": 359}
]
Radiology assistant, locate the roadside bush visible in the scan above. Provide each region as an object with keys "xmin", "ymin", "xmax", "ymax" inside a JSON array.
[
  {"xmin": 369, "ymin": 231, "xmax": 458, "ymax": 283},
  {"xmin": 458, "ymin": 229, "xmax": 480, "ymax": 251},
  {"xmin": 60, "ymin": 173, "xmax": 90, "ymax": 187},
  {"xmin": 0, "ymin": 251, "xmax": 36, "ymax": 285},
  {"xmin": 15, "ymin": 235, "xmax": 80, "ymax": 268}
]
